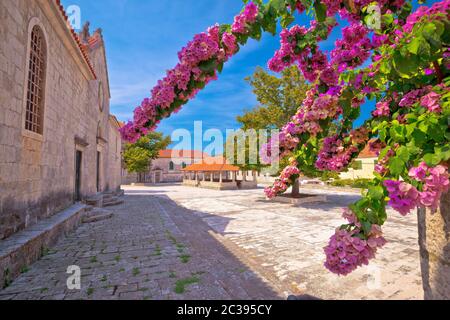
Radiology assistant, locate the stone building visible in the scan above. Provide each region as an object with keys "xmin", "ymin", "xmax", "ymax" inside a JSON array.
[
  {"xmin": 122, "ymin": 149, "xmax": 207, "ymax": 184},
  {"xmin": 0, "ymin": 0, "xmax": 121, "ymax": 240},
  {"xmin": 339, "ymin": 143, "xmax": 378, "ymax": 180}
]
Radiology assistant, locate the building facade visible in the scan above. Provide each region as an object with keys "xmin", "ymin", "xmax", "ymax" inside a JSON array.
[
  {"xmin": 0, "ymin": 0, "xmax": 121, "ymax": 240},
  {"xmin": 339, "ymin": 144, "xmax": 378, "ymax": 180},
  {"xmin": 122, "ymin": 149, "xmax": 207, "ymax": 184}
]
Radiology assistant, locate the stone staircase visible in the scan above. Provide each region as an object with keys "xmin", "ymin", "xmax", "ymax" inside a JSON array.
[
  {"xmin": 84, "ymin": 190, "xmax": 124, "ymax": 208},
  {"xmin": 82, "ymin": 190, "xmax": 124, "ymax": 223},
  {"xmin": 82, "ymin": 206, "xmax": 114, "ymax": 224}
]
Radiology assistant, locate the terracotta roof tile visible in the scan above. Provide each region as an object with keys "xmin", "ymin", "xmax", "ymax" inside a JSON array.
[
  {"xmin": 358, "ymin": 141, "xmax": 378, "ymax": 159},
  {"xmin": 182, "ymin": 163, "xmax": 240, "ymax": 172}
]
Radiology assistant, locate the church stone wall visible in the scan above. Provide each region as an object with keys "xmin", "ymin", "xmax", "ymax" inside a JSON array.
[{"xmin": 0, "ymin": 0, "xmax": 121, "ymax": 240}]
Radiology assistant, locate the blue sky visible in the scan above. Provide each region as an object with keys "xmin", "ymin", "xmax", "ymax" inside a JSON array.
[{"xmin": 61, "ymin": 0, "xmax": 436, "ymax": 152}]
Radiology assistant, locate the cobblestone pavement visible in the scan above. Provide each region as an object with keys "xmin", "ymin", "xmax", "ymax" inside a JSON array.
[
  {"xmin": 0, "ymin": 191, "xmax": 280, "ymax": 300},
  {"xmin": 0, "ymin": 184, "xmax": 423, "ymax": 300}
]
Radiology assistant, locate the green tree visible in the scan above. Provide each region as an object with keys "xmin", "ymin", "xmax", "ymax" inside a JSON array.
[
  {"xmin": 231, "ymin": 65, "xmax": 336, "ymax": 194},
  {"xmin": 238, "ymin": 65, "xmax": 309, "ymax": 130},
  {"xmin": 123, "ymin": 132, "xmax": 171, "ymax": 182},
  {"xmin": 227, "ymin": 66, "xmax": 310, "ymax": 188}
]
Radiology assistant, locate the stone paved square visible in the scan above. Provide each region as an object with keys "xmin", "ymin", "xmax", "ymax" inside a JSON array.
[{"xmin": 0, "ymin": 184, "xmax": 423, "ymax": 300}]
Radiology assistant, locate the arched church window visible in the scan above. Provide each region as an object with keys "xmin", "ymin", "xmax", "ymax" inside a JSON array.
[{"xmin": 25, "ymin": 25, "xmax": 47, "ymax": 134}]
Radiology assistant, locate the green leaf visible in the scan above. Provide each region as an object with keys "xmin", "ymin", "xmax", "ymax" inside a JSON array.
[
  {"xmin": 435, "ymin": 145, "xmax": 450, "ymax": 162},
  {"xmin": 396, "ymin": 146, "xmax": 410, "ymax": 163},
  {"xmin": 281, "ymin": 14, "xmax": 295, "ymax": 28},
  {"xmin": 407, "ymin": 36, "xmax": 430, "ymax": 56},
  {"xmin": 381, "ymin": 14, "xmax": 394, "ymax": 26},
  {"xmin": 393, "ymin": 51, "xmax": 420, "ymax": 77},
  {"xmin": 423, "ymin": 153, "xmax": 441, "ymax": 166},
  {"xmin": 422, "ymin": 21, "xmax": 443, "ymax": 49},
  {"xmin": 217, "ymin": 61, "xmax": 224, "ymax": 73},
  {"xmin": 198, "ymin": 59, "xmax": 217, "ymax": 72},
  {"xmin": 361, "ymin": 221, "xmax": 372, "ymax": 235},
  {"xmin": 270, "ymin": 0, "xmax": 286, "ymax": 12},
  {"xmin": 368, "ymin": 186, "xmax": 384, "ymax": 200},
  {"xmin": 314, "ymin": 0, "xmax": 327, "ymax": 22},
  {"xmin": 389, "ymin": 157, "xmax": 405, "ymax": 176}
]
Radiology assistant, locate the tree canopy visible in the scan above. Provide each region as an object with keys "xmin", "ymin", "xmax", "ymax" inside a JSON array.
[
  {"xmin": 123, "ymin": 132, "xmax": 171, "ymax": 179},
  {"xmin": 237, "ymin": 65, "xmax": 310, "ymax": 130}
]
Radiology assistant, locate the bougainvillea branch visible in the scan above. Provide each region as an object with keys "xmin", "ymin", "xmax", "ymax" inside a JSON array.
[{"xmin": 122, "ymin": 0, "xmax": 450, "ymax": 276}]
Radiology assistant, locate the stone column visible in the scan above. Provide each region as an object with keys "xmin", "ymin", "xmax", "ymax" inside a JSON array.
[
  {"xmin": 219, "ymin": 172, "xmax": 223, "ymax": 183},
  {"xmin": 195, "ymin": 172, "xmax": 198, "ymax": 184},
  {"xmin": 211, "ymin": 172, "xmax": 214, "ymax": 182},
  {"xmin": 243, "ymin": 171, "xmax": 247, "ymax": 181},
  {"xmin": 232, "ymin": 171, "xmax": 235, "ymax": 182},
  {"xmin": 292, "ymin": 178, "xmax": 300, "ymax": 196},
  {"xmin": 418, "ymin": 191, "xmax": 449, "ymax": 299},
  {"xmin": 203, "ymin": 172, "xmax": 206, "ymax": 181}
]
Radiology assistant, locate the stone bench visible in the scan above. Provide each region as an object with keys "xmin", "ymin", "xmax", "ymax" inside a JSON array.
[{"xmin": 0, "ymin": 203, "xmax": 87, "ymax": 289}]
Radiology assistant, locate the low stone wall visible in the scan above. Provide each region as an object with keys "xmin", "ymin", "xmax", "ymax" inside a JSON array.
[
  {"xmin": 182, "ymin": 180, "xmax": 199, "ymax": 187},
  {"xmin": 198, "ymin": 181, "xmax": 238, "ymax": 190},
  {"xmin": 0, "ymin": 203, "xmax": 87, "ymax": 288},
  {"xmin": 271, "ymin": 194, "xmax": 327, "ymax": 206},
  {"xmin": 238, "ymin": 180, "xmax": 258, "ymax": 189}
]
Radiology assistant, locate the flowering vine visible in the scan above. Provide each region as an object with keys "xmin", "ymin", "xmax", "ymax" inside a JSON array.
[{"xmin": 121, "ymin": 0, "xmax": 450, "ymax": 276}]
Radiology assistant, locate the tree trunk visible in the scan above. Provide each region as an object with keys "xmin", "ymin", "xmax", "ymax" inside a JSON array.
[
  {"xmin": 418, "ymin": 190, "xmax": 450, "ymax": 299},
  {"xmin": 291, "ymin": 178, "xmax": 300, "ymax": 197}
]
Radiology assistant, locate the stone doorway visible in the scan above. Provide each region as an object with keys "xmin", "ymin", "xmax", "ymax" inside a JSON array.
[
  {"xmin": 75, "ymin": 150, "xmax": 82, "ymax": 201},
  {"xmin": 96, "ymin": 151, "xmax": 101, "ymax": 192},
  {"xmin": 154, "ymin": 170, "xmax": 162, "ymax": 183}
]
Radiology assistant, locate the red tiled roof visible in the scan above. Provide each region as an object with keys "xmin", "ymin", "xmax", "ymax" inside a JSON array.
[
  {"xmin": 359, "ymin": 141, "xmax": 378, "ymax": 159},
  {"xmin": 55, "ymin": 0, "xmax": 97, "ymax": 78},
  {"xmin": 182, "ymin": 163, "xmax": 240, "ymax": 172},
  {"xmin": 88, "ymin": 33, "xmax": 101, "ymax": 48},
  {"xmin": 158, "ymin": 149, "xmax": 208, "ymax": 159}
]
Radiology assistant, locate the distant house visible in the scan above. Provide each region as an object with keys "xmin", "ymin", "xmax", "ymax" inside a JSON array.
[
  {"xmin": 339, "ymin": 144, "xmax": 378, "ymax": 180},
  {"xmin": 122, "ymin": 149, "xmax": 208, "ymax": 184}
]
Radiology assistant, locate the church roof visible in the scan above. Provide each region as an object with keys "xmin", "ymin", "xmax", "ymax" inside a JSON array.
[
  {"xmin": 55, "ymin": 0, "xmax": 97, "ymax": 79},
  {"xmin": 182, "ymin": 155, "xmax": 240, "ymax": 171},
  {"xmin": 182, "ymin": 163, "xmax": 240, "ymax": 172}
]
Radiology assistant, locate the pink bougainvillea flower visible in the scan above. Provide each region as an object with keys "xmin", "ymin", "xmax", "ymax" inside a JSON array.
[
  {"xmin": 372, "ymin": 100, "xmax": 390, "ymax": 117},
  {"xmin": 324, "ymin": 225, "xmax": 386, "ymax": 276},
  {"xmin": 383, "ymin": 180, "xmax": 419, "ymax": 216},
  {"xmin": 231, "ymin": 2, "xmax": 259, "ymax": 34},
  {"xmin": 408, "ymin": 162, "xmax": 429, "ymax": 182},
  {"xmin": 420, "ymin": 92, "xmax": 442, "ymax": 113}
]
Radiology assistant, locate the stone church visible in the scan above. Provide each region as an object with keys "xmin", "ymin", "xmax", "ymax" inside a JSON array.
[{"xmin": 0, "ymin": 0, "xmax": 122, "ymax": 241}]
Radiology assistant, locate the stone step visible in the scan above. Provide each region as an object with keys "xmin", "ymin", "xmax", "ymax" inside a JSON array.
[
  {"xmin": 85, "ymin": 197, "xmax": 102, "ymax": 207},
  {"xmin": 102, "ymin": 197, "xmax": 124, "ymax": 207},
  {"xmin": 82, "ymin": 208, "xmax": 113, "ymax": 223},
  {"xmin": 84, "ymin": 191, "xmax": 124, "ymax": 208}
]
